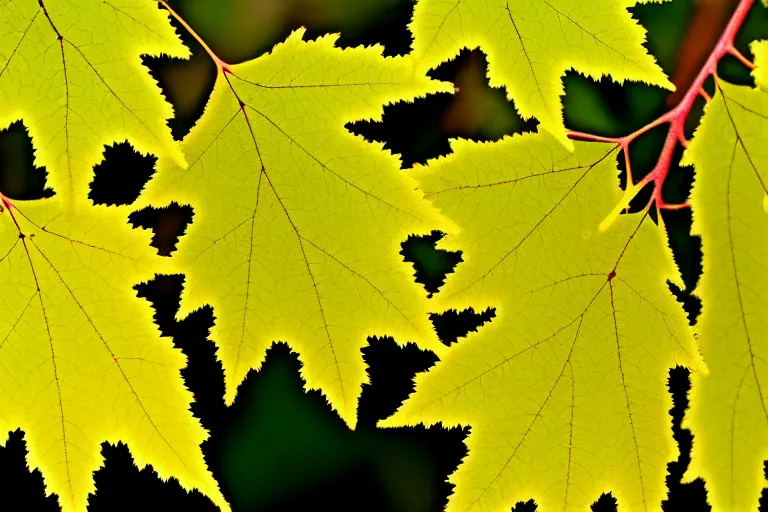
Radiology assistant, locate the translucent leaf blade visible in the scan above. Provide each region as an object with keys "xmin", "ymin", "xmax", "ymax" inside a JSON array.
[
  {"xmin": 407, "ymin": 0, "xmax": 674, "ymax": 148},
  {"xmin": 0, "ymin": 196, "xmax": 227, "ymax": 512},
  {"xmin": 381, "ymin": 133, "xmax": 701, "ymax": 512},
  {"xmin": 139, "ymin": 31, "xmax": 454, "ymax": 427},
  {"xmin": 683, "ymin": 78, "xmax": 768, "ymax": 512},
  {"xmin": 0, "ymin": 0, "xmax": 188, "ymax": 200}
]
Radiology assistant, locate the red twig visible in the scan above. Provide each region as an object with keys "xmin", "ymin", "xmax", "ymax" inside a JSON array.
[
  {"xmin": 568, "ymin": 0, "xmax": 755, "ymax": 231},
  {"xmin": 156, "ymin": 0, "xmax": 234, "ymax": 75},
  {"xmin": 0, "ymin": 193, "xmax": 23, "ymax": 234}
]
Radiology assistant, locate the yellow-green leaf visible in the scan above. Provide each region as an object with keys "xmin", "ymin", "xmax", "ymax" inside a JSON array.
[
  {"xmin": 682, "ymin": 78, "xmax": 768, "ymax": 512},
  {"xmin": 380, "ymin": 133, "xmax": 702, "ymax": 511},
  {"xmin": 0, "ymin": 0, "xmax": 188, "ymax": 199},
  {"xmin": 0, "ymin": 195, "xmax": 227, "ymax": 512},
  {"xmin": 753, "ymin": 40, "xmax": 768, "ymax": 90},
  {"xmin": 406, "ymin": 0, "xmax": 673, "ymax": 148},
  {"xmin": 138, "ymin": 30, "xmax": 454, "ymax": 427}
]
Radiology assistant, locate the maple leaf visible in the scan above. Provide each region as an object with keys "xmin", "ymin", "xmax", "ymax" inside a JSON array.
[
  {"xmin": 0, "ymin": 0, "xmax": 188, "ymax": 199},
  {"xmin": 379, "ymin": 133, "xmax": 703, "ymax": 511},
  {"xmin": 681, "ymin": 39, "xmax": 768, "ymax": 512},
  {"xmin": 0, "ymin": 192, "xmax": 228, "ymax": 512},
  {"xmin": 405, "ymin": 0, "xmax": 674, "ymax": 148},
  {"xmin": 137, "ymin": 28, "xmax": 455, "ymax": 427}
]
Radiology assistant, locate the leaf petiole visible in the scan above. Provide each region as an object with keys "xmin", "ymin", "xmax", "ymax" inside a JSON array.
[
  {"xmin": 156, "ymin": 0, "xmax": 234, "ymax": 75},
  {"xmin": 0, "ymin": 193, "xmax": 24, "ymax": 235}
]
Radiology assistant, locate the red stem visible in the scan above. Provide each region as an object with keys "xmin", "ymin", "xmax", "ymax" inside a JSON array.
[
  {"xmin": 0, "ymin": 193, "xmax": 23, "ymax": 234},
  {"xmin": 156, "ymin": 0, "xmax": 233, "ymax": 75},
  {"xmin": 568, "ymin": 0, "xmax": 755, "ymax": 228}
]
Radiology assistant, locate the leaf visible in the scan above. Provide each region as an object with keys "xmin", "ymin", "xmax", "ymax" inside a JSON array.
[
  {"xmin": 0, "ymin": 194, "xmax": 227, "ymax": 512},
  {"xmin": 753, "ymin": 40, "xmax": 768, "ymax": 90},
  {"xmin": 681, "ymin": 72, "xmax": 768, "ymax": 512},
  {"xmin": 406, "ymin": 0, "xmax": 673, "ymax": 148},
  {"xmin": 379, "ymin": 133, "xmax": 703, "ymax": 511},
  {"xmin": 138, "ymin": 30, "xmax": 454, "ymax": 427},
  {"xmin": 0, "ymin": 0, "xmax": 188, "ymax": 199}
]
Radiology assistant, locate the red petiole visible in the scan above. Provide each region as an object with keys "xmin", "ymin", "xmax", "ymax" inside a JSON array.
[
  {"xmin": 156, "ymin": 0, "xmax": 234, "ymax": 75},
  {"xmin": 0, "ymin": 194, "xmax": 15, "ymax": 224},
  {"xmin": 568, "ymin": 0, "xmax": 756, "ymax": 231}
]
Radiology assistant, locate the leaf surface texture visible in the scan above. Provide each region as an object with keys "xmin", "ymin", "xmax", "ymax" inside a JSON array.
[
  {"xmin": 381, "ymin": 133, "xmax": 702, "ymax": 511},
  {"xmin": 0, "ymin": 197, "xmax": 226, "ymax": 512},
  {"xmin": 682, "ymin": 52, "xmax": 768, "ymax": 512},
  {"xmin": 140, "ymin": 31, "xmax": 454, "ymax": 427},
  {"xmin": 0, "ymin": 0, "xmax": 187, "ymax": 197},
  {"xmin": 407, "ymin": 0, "xmax": 673, "ymax": 147}
]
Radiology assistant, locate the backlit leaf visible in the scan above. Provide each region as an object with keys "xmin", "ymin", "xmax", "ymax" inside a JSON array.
[
  {"xmin": 682, "ymin": 71, "xmax": 768, "ymax": 512},
  {"xmin": 406, "ymin": 0, "xmax": 673, "ymax": 148},
  {"xmin": 381, "ymin": 133, "xmax": 702, "ymax": 511},
  {"xmin": 0, "ymin": 0, "xmax": 188, "ymax": 199},
  {"xmin": 139, "ymin": 30, "xmax": 454, "ymax": 427},
  {"xmin": 0, "ymin": 195, "xmax": 227, "ymax": 512}
]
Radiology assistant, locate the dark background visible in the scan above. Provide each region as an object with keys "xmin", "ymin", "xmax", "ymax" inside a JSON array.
[{"xmin": 1, "ymin": 0, "xmax": 767, "ymax": 510}]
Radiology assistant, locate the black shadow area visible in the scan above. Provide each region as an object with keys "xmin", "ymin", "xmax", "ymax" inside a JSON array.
[
  {"xmin": 149, "ymin": 0, "xmax": 417, "ymax": 141},
  {"xmin": 401, "ymin": 230, "xmax": 462, "ymax": 298},
  {"xmin": 0, "ymin": 121, "xmax": 53, "ymax": 200},
  {"xmin": 349, "ymin": 49, "xmax": 538, "ymax": 169},
  {"xmin": 0, "ymin": 429, "xmax": 60, "ymax": 512},
  {"xmin": 132, "ymin": 275, "xmax": 469, "ymax": 512}
]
